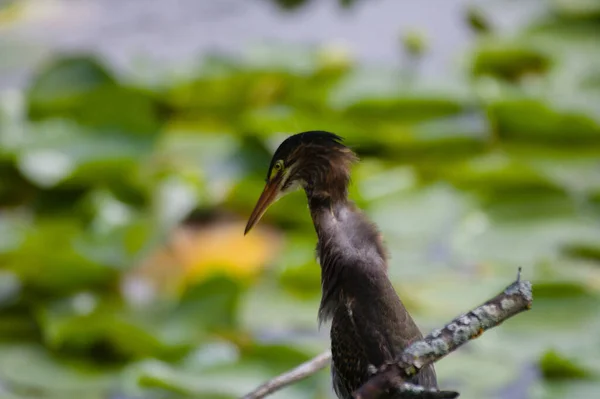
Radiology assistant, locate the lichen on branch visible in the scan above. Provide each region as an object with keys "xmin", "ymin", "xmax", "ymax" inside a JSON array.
[{"xmin": 353, "ymin": 268, "xmax": 533, "ymax": 399}]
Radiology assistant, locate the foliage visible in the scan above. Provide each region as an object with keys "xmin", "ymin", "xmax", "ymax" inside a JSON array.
[{"xmin": 1, "ymin": 1, "xmax": 600, "ymax": 399}]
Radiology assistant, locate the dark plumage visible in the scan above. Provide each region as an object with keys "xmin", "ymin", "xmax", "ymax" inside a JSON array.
[{"xmin": 245, "ymin": 131, "xmax": 437, "ymax": 398}]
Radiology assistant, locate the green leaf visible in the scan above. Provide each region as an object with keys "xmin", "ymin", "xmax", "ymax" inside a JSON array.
[
  {"xmin": 4, "ymin": 218, "xmax": 117, "ymax": 294},
  {"xmin": 378, "ymin": 114, "xmax": 490, "ymax": 162},
  {"xmin": 539, "ymin": 350, "xmax": 593, "ymax": 380},
  {"xmin": 27, "ymin": 55, "xmax": 115, "ymax": 114},
  {"xmin": 343, "ymin": 95, "xmax": 464, "ymax": 123},
  {"xmin": 15, "ymin": 120, "xmax": 153, "ymax": 189},
  {"xmin": 466, "ymin": 5, "xmax": 492, "ymax": 34},
  {"xmin": 562, "ymin": 242, "xmax": 600, "ymax": 263},
  {"xmin": 535, "ymin": 380, "xmax": 600, "ymax": 399},
  {"xmin": 532, "ymin": 281, "xmax": 594, "ymax": 299},
  {"xmin": 136, "ymin": 360, "xmax": 283, "ymax": 399},
  {"xmin": 489, "ymin": 99, "xmax": 600, "ymax": 148},
  {"xmin": 167, "ymin": 275, "xmax": 244, "ymax": 334},
  {"xmin": 134, "ymin": 342, "xmax": 323, "ymax": 399},
  {"xmin": 37, "ymin": 296, "xmax": 190, "ymax": 361},
  {"xmin": 472, "ymin": 41, "xmax": 552, "ymax": 80},
  {"xmin": 0, "ymin": 343, "xmax": 115, "ymax": 399},
  {"xmin": 27, "ymin": 56, "xmax": 161, "ymax": 134},
  {"xmin": 0, "ymin": 160, "xmax": 35, "ymax": 207},
  {"xmin": 278, "ymin": 261, "xmax": 321, "ymax": 298},
  {"xmin": 241, "ymin": 342, "xmax": 315, "ymax": 371},
  {"xmin": 70, "ymin": 84, "xmax": 162, "ymax": 134},
  {"xmin": 552, "ymin": 0, "xmax": 600, "ymax": 20}
]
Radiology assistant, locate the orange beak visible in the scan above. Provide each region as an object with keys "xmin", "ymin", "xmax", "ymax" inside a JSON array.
[{"xmin": 244, "ymin": 177, "xmax": 282, "ymax": 235}]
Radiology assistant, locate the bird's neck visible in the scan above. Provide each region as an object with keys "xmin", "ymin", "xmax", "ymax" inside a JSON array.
[
  {"xmin": 302, "ymin": 163, "xmax": 351, "ymax": 205},
  {"xmin": 306, "ymin": 193, "xmax": 389, "ymax": 324}
]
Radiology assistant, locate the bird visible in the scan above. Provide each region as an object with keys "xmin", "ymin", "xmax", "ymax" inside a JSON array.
[{"xmin": 244, "ymin": 131, "xmax": 438, "ymax": 398}]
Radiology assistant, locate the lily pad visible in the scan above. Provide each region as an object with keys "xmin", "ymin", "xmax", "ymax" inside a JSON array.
[
  {"xmin": 27, "ymin": 55, "xmax": 161, "ymax": 135},
  {"xmin": 539, "ymin": 349, "xmax": 593, "ymax": 380}
]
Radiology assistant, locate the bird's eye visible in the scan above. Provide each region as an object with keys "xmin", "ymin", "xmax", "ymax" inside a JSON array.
[{"xmin": 270, "ymin": 160, "xmax": 284, "ymax": 180}]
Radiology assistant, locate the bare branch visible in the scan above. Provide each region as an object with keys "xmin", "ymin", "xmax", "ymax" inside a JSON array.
[
  {"xmin": 367, "ymin": 382, "xmax": 459, "ymax": 398},
  {"xmin": 241, "ymin": 350, "xmax": 332, "ymax": 399},
  {"xmin": 240, "ymin": 268, "xmax": 533, "ymax": 399},
  {"xmin": 353, "ymin": 268, "xmax": 533, "ymax": 399}
]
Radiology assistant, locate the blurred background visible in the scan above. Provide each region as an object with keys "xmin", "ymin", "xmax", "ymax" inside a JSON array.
[{"xmin": 0, "ymin": 0, "xmax": 599, "ymax": 398}]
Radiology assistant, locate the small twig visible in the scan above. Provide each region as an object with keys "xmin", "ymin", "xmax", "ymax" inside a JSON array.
[
  {"xmin": 240, "ymin": 350, "xmax": 332, "ymax": 399},
  {"xmin": 353, "ymin": 268, "xmax": 533, "ymax": 399}
]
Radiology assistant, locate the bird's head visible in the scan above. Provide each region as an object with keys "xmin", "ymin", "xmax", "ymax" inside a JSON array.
[{"xmin": 244, "ymin": 131, "xmax": 357, "ymax": 235}]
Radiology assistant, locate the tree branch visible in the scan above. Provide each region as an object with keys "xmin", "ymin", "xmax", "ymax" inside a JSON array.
[
  {"xmin": 240, "ymin": 268, "xmax": 533, "ymax": 399},
  {"xmin": 354, "ymin": 268, "xmax": 533, "ymax": 399},
  {"xmin": 241, "ymin": 350, "xmax": 332, "ymax": 399}
]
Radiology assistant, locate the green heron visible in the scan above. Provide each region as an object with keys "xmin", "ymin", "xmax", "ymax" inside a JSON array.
[{"xmin": 245, "ymin": 131, "xmax": 437, "ymax": 398}]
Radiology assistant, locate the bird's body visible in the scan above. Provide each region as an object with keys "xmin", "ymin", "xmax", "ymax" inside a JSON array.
[
  {"xmin": 245, "ymin": 131, "xmax": 437, "ymax": 398},
  {"xmin": 311, "ymin": 200, "xmax": 437, "ymax": 398}
]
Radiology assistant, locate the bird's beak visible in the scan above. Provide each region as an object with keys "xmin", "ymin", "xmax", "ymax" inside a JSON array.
[{"xmin": 244, "ymin": 177, "xmax": 281, "ymax": 235}]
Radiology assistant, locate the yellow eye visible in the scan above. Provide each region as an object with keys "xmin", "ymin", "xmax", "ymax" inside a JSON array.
[{"xmin": 270, "ymin": 160, "xmax": 284, "ymax": 180}]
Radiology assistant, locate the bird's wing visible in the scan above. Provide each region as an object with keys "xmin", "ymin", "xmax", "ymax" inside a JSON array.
[
  {"xmin": 345, "ymin": 294, "xmax": 405, "ymax": 369},
  {"xmin": 331, "ymin": 362, "xmax": 353, "ymax": 399},
  {"xmin": 346, "ymin": 288, "xmax": 438, "ymax": 390}
]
